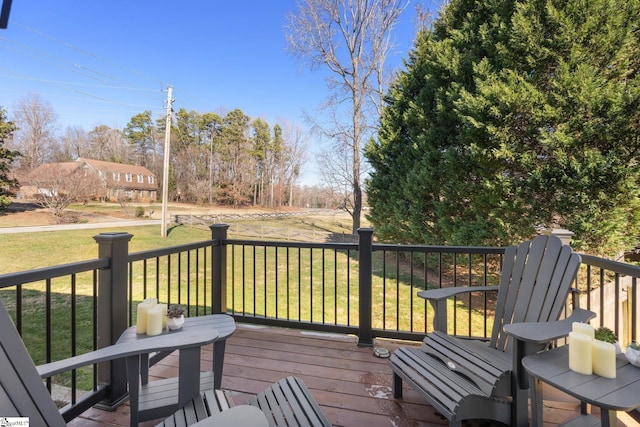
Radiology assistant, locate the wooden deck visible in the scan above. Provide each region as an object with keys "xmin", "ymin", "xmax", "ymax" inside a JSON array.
[{"xmin": 68, "ymin": 324, "xmax": 640, "ymax": 427}]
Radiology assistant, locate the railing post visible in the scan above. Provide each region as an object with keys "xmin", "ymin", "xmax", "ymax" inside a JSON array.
[
  {"xmin": 94, "ymin": 232, "xmax": 133, "ymax": 408},
  {"xmin": 358, "ymin": 228, "xmax": 374, "ymax": 347},
  {"xmin": 210, "ymin": 224, "xmax": 229, "ymax": 314},
  {"xmin": 539, "ymin": 227, "xmax": 574, "ymax": 246}
]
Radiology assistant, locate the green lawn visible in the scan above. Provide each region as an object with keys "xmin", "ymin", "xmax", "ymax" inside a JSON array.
[{"xmin": 0, "ymin": 224, "xmax": 211, "ymax": 273}]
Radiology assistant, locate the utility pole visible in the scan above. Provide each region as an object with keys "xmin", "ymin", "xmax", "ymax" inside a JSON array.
[{"xmin": 161, "ymin": 85, "xmax": 174, "ymax": 238}]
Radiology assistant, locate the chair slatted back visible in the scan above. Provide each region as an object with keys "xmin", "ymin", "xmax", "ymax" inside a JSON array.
[
  {"xmin": 490, "ymin": 235, "xmax": 581, "ymax": 352},
  {"xmin": 0, "ymin": 298, "xmax": 66, "ymax": 427}
]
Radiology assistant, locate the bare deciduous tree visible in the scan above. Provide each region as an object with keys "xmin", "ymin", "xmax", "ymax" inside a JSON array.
[
  {"xmin": 286, "ymin": 0, "xmax": 407, "ymax": 233},
  {"xmin": 28, "ymin": 162, "xmax": 104, "ymax": 216},
  {"xmin": 280, "ymin": 120, "xmax": 307, "ymax": 207},
  {"xmin": 12, "ymin": 93, "xmax": 58, "ymax": 170},
  {"xmin": 56, "ymin": 126, "xmax": 89, "ymax": 162},
  {"xmin": 88, "ymin": 125, "xmax": 130, "ymax": 163}
]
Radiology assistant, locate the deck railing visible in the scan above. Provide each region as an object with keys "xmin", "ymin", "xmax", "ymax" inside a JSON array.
[{"xmin": 1, "ymin": 224, "xmax": 639, "ymax": 421}]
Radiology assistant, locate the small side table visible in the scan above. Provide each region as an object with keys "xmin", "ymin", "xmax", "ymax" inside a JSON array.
[
  {"xmin": 522, "ymin": 345, "xmax": 640, "ymax": 427},
  {"xmin": 117, "ymin": 313, "xmax": 236, "ymax": 390},
  {"xmin": 121, "ymin": 326, "xmax": 220, "ymax": 426}
]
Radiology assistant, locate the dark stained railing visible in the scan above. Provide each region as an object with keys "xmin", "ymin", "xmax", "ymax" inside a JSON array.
[
  {"xmin": 0, "ymin": 248, "xmax": 112, "ymax": 420},
  {"xmin": 1, "ymin": 224, "xmax": 639, "ymax": 422},
  {"xmin": 578, "ymin": 254, "xmax": 640, "ymax": 347},
  {"xmin": 127, "ymin": 240, "xmax": 216, "ymax": 321}
]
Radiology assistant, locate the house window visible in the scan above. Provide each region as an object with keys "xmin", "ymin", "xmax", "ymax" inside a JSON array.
[
  {"xmin": 113, "ymin": 172, "xmax": 120, "ymax": 181},
  {"xmin": 126, "ymin": 173, "xmax": 132, "ymax": 182},
  {"xmin": 99, "ymin": 170, "xmax": 106, "ymax": 179},
  {"xmin": 148, "ymin": 176, "xmax": 154, "ymax": 184},
  {"xmin": 137, "ymin": 174, "xmax": 144, "ymax": 183}
]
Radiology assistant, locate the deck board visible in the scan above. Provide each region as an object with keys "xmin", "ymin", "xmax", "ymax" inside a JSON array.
[{"xmin": 68, "ymin": 323, "xmax": 640, "ymax": 427}]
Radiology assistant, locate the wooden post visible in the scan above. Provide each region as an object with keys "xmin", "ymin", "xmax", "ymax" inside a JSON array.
[
  {"xmin": 94, "ymin": 232, "xmax": 132, "ymax": 408},
  {"xmin": 210, "ymin": 224, "xmax": 229, "ymax": 314},
  {"xmin": 358, "ymin": 228, "xmax": 374, "ymax": 347}
]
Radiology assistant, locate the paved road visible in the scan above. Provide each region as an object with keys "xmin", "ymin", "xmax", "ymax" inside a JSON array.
[{"xmin": 0, "ymin": 219, "xmax": 162, "ymax": 234}]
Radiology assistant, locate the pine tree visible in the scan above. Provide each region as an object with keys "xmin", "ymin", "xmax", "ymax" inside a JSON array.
[{"xmin": 366, "ymin": 0, "xmax": 640, "ymax": 255}]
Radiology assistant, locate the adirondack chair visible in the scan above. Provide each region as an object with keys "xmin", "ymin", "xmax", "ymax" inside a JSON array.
[
  {"xmin": 0, "ymin": 295, "xmax": 233, "ymax": 427},
  {"xmin": 158, "ymin": 376, "xmax": 333, "ymax": 427},
  {"xmin": 389, "ymin": 234, "xmax": 596, "ymax": 427},
  {"xmin": 0, "ymin": 295, "xmax": 331, "ymax": 427}
]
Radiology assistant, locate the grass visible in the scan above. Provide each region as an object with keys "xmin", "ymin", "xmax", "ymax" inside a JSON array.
[{"xmin": 0, "ymin": 225, "xmax": 211, "ymax": 273}]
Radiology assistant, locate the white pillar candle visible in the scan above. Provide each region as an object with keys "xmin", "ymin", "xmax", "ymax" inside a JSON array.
[
  {"xmin": 572, "ymin": 322, "xmax": 595, "ymax": 339},
  {"xmin": 157, "ymin": 303, "xmax": 168, "ymax": 329},
  {"xmin": 146, "ymin": 306, "xmax": 164, "ymax": 336},
  {"xmin": 569, "ymin": 331, "xmax": 593, "ymax": 375},
  {"xmin": 135, "ymin": 298, "xmax": 158, "ymax": 334},
  {"xmin": 592, "ymin": 340, "xmax": 616, "ymax": 378}
]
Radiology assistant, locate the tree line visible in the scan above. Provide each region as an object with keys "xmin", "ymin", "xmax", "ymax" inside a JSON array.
[
  {"xmin": 123, "ymin": 107, "xmax": 305, "ymax": 207},
  {"xmin": 0, "ymin": 94, "xmax": 345, "ymax": 210}
]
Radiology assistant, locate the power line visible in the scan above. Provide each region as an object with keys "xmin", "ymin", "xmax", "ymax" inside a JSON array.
[
  {"xmin": 0, "ymin": 36, "xmax": 113, "ymax": 82},
  {"xmin": 0, "ymin": 71, "xmax": 159, "ymax": 92},
  {"xmin": 1, "ymin": 22, "xmax": 169, "ymax": 126},
  {"xmin": 13, "ymin": 21, "xmax": 168, "ymax": 87}
]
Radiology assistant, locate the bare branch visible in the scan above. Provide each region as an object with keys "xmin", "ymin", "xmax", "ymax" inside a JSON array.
[
  {"xmin": 286, "ymin": 0, "xmax": 408, "ymax": 232},
  {"xmin": 27, "ymin": 162, "xmax": 105, "ymax": 215}
]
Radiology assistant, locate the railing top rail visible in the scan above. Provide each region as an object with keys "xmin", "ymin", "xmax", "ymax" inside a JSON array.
[
  {"xmin": 373, "ymin": 243, "xmax": 505, "ymax": 254},
  {"xmin": 0, "ymin": 258, "xmax": 109, "ymax": 289},
  {"xmin": 225, "ymin": 238, "xmax": 358, "ymax": 251},
  {"xmin": 128, "ymin": 240, "xmax": 214, "ymax": 263},
  {"xmin": 580, "ymin": 253, "xmax": 640, "ymax": 277}
]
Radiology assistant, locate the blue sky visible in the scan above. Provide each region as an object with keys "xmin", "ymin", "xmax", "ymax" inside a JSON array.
[{"xmin": 1, "ymin": 1, "xmax": 439, "ymax": 184}]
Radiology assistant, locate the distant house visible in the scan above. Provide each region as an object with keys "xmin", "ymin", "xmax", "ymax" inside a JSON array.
[{"xmin": 24, "ymin": 158, "xmax": 158, "ymax": 203}]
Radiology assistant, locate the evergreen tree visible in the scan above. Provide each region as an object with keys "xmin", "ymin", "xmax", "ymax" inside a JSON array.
[
  {"xmin": 123, "ymin": 111, "xmax": 158, "ymax": 168},
  {"xmin": 0, "ymin": 107, "xmax": 20, "ymax": 211},
  {"xmin": 366, "ymin": 0, "xmax": 640, "ymax": 255}
]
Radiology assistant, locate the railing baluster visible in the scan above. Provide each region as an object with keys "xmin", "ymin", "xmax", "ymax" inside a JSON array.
[
  {"xmin": 298, "ymin": 247, "xmax": 301, "ymax": 321},
  {"xmin": 202, "ymin": 246, "xmax": 207, "ymax": 315},
  {"xmin": 71, "ymin": 273, "xmax": 77, "ymax": 405},
  {"xmin": 128, "ymin": 262, "xmax": 134, "ymax": 326},
  {"xmin": 382, "ymin": 249, "xmax": 387, "ymax": 330},
  {"xmin": 263, "ymin": 245, "xmax": 267, "ymax": 318},
  {"xmin": 347, "ymin": 249, "xmax": 351, "ymax": 326},
  {"xmin": 45, "ymin": 278, "xmax": 52, "ymax": 391},
  {"xmin": 167, "ymin": 254, "xmax": 172, "ymax": 305},
  {"xmin": 410, "ymin": 251, "xmax": 414, "ymax": 333},
  {"xmin": 177, "ymin": 251, "xmax": 182, "ymax": 306},
  {"xmin": 322, "ymin": 247, "xmax": 325, "ymax": 324},
  {"xmin": 185, "ymin": 250, "xmax": 190, "ymax": 308},
  {"xmin": 286, "ymin": 247, "xmax": 290, "ymax": 320},
  {"xmin": 633, "ymin": 277, "xmax": 638, "ymax": 344},
  {"xmin": 334, "ymin": 249, "xmax": 338, "ymax": 325},
  {"xmin": 275, "ymin": 246, "xmax": 279, "ymax": 319},
  {"xmin": 310, "ymin": 247, "xmax": 314, "ymax": 323},
  {"xmin": 92, "ymin": 270, "xmax": 98, "ymax": 390},
  {"xmin": 16, "ymin": 284, "xmax": 22, "ymax": 334}
]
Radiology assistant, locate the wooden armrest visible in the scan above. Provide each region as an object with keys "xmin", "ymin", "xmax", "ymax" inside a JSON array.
[
  {"xmin": 503, "ymin": 308, "xmax": 596, "ymax": 345},
  {"xmin": 417, "ymin": 285, "xmax": 499, "ymax": 301},
  {"xmin": 418, "ymin": 285, "xmax": 499, "ymax": 332},
  {"xmin": 192, "ymin": 406, "xmax": 268, "ymax": 427},
  {"xmin": 507, "ymin": 309, "xmax": 595, "ymax": 390},
  {"xmin": 37, "ymin": 327, "xmax": 219, "ymax": 378}
]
